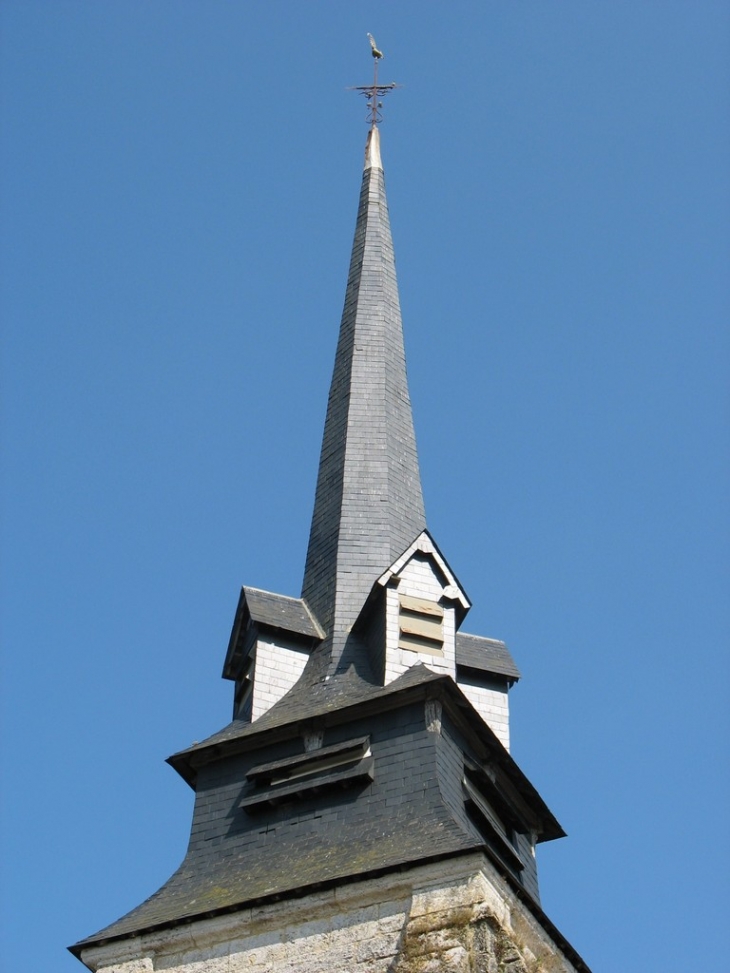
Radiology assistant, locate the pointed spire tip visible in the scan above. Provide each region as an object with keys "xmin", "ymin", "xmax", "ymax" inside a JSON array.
[{"xmin": 364, "ymin": 126, "xmax": 383, "ymax": 171}]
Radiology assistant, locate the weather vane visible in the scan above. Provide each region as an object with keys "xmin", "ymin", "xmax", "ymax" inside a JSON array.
[{"xmin": 348, "ymin": 33, "xmax": 400, "ymax": 127}]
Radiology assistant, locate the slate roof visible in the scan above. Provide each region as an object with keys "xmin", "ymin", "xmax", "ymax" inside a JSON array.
[
  {"xmin": 165, "ymin": 665, "xmax": 560, "ymax": 841},
  {"xmin": 71, "ymin": 666, "xmax": 566, "ymax": 957},
  {"xmin": 170, "ymin": 662, "xmax": 443, "ymax": 779},
  {"xmin": 301, "ymin": 126, "xmax": 426, "ymax": 678},
  {"xmin": 72, "ymin": 800, "xmax": 480, "ymax": 951},
  {"xmin": 456, "ymin": 632, "xmax": 521, "ymax": 681},
  {"xmin": 222, "ymin": 587, "xmax": 324, "ymax": 682},
  {"xmin": 242, "ymin": 586, "xmax": 324, "ymax": 639}
]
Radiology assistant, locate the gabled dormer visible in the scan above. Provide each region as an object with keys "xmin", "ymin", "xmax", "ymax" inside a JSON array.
[
  {"xmin": 355, "ymin": 530, "xmax": 520, "ymax": 750},
  {"xmin": 371, "ymin": 530, "xmax": 470, "ymax": 684}
]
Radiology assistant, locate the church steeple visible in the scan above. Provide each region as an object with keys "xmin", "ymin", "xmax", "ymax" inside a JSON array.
[
  {"xmin": 71, "ymin": 49, "xmax": 590, "ymax": 973},
  {"xmin": 301, "ymin": 125, "xmax": 426, "ymax": 675}
]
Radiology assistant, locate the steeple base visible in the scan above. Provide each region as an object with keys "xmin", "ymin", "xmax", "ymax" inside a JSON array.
[{"xmin": 77, "ymin": 854, "xmax": 588, "ymax": 973}]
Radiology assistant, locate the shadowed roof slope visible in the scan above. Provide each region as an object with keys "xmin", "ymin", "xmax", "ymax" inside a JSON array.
[{"xmin": 301, "ymin": 127, "xmax": 426, "ymax": 678}]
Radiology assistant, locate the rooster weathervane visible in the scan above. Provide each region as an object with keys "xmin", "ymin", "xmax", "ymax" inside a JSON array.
[{"xmin": 348, "ymin": 34, "xmax": 399, "ymax": 127}]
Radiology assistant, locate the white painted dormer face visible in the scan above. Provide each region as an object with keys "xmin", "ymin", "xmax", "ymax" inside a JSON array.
[{"xmin": 378, "ymin": 532, "xmax": 470, "ymax": 686}]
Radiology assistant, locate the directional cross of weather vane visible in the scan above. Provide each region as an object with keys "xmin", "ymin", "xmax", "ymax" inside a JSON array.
[{"xmin": 348, "ymin": 33, "xmax": 400, "ymax": 127}]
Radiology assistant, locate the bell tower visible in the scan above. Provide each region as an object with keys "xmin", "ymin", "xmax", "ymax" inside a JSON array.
[{"xmin": 71, "ymin": 42, "xmax": 590, "ymax": 973}]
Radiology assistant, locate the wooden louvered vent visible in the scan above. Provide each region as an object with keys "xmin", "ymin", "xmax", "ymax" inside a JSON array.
[{"xmin": 398, "ymin": 594, "xmax": 444, "ymax": 654}]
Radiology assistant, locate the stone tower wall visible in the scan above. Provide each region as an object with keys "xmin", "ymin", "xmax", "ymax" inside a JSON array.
[{"xmin": 80, "ymin": 855, "xmax": 580, "ymax": 973}]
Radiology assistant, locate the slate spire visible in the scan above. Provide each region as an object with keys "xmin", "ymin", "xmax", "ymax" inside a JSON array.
[{"xmin": 301, "ymin": 125, "xmax": 426, "ymax": 674}]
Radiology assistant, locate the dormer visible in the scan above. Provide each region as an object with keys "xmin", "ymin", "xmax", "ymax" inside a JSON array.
[
  {"xmin": 222, "ymin": 587, "xmax": 324, "ymax": 722},
  {"xmin": 455, "ymin": 632, "xmax": 520, "ymax": 750},
  {"xmin": 372, "ymin": 531, "xmax": 470, "ymax": 685},
  {"xmin": 355, "ymin": 531, "xmax": 521, "ymax": 750}
]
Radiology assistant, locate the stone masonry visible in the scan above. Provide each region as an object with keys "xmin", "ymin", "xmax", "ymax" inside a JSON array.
[{"xmin": 79, "ymin": 856, "xmax": 580, "ymax": 973}]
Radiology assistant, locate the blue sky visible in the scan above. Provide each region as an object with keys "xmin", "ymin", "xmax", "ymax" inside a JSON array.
[{"xmin": 1, "ymin": 3, "xmax": 728, "ymax": 971}]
